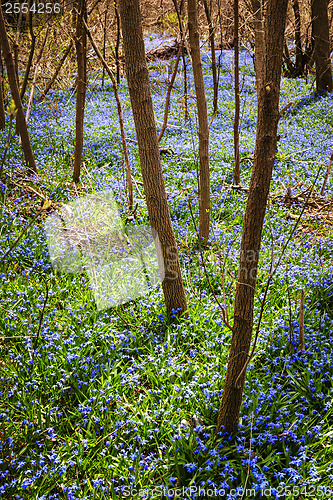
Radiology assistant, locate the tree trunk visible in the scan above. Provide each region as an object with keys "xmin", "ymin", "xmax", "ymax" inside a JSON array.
[
  {"xmin": 293, "ymin": 0, "xmax": 303, "ymax": 76},
  {"xmin": 24, "ymin": 26, "xmax": 49, "ymax": 124},
  {"xmin": 101, "ymin": 1, "xmax": 108, "ymax": 87},
  {"xmin": 202, "ymin": 0, "xmax": 218, "ymax": 114},
  {"xmin": 13, "ymin": 10, "xmax": 22, "ymax": 86},
  {"xmin": 119, "ymin": 0, "xmax": 188, "ymax": 316},
  {"xmin": 251, "ymin": 0, "xmax": 265, "ymax": 97},
  {"xmin": 311, "ymin": 0, "xmax": 332, "ymax": 92},
  {"xmin": 188, "ymin": 0, "xmax": 210, "ymax": 243},
  {"xmin": 158, "ymin": 40, "xmax": 183, "ymax": 143},
  {"xmin": 233, "ymin": 0, "xmax": 240, "ymax": 185},
  {"xmin": 0, "ymin": 5, "xmax": 37, "ymax": 173},
  {"xmin": 114, "ymin": 0, "xmax": 121, "ymax": 85},
  {"xmin": 172, "ymin": 0, "xmax": 189, "ymax": 121},
  {"xmin": 216, "ymin": 0, "xmax": 288, "ymax": 436},
  {"xmin": 73, "ymin": 0, "xmax": 87, "ymax": 183}
]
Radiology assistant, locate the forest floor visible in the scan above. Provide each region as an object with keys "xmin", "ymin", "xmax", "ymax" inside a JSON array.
[{"xmin": 1, "ymin": 35, "xmax": 333, "ymax": 499}]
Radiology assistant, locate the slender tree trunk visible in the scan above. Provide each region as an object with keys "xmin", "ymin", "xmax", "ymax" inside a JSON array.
[
  {"xmin": 114, "ymin": 0, "xmax": 121, "ymax": 85},
  {"xmin": 0, "ymin": 4, "xmax": 37, "ymax": 173},
  {"xmin": 293, "ymin": 0, "xmax": 303, "ymax": 76},
  {"xmin": 233, "ymin": 0, "xmax": 240, "ymax": 185},
  {"xmin": 24, "ymin": 26, "xmax": 49, "ymax": 124},
  {"xmin": 73, "ymin": 0, "xmax": 87, "ymax": 183},
  {"xmin": 0, "ymin": 47, "xmax": 5, "ymax": 130},
  {"xmin": 101, "ymin": 1, "xmax": 108, "ymax": 87},
  {"xmin": 158, "ymin": 40, "xmax": 183, "ymax": 143},
  {"xmin": 20, "ymin": 7, "xmax": 36, "ymax": 100},
  {"xmin": 251, "ymin": 0, "xmax": 265, "ymax": 98},
  {"xmin": 172, "ymin": 0, "xmax": 189, "ymax": 121},
  {"xmin": 188, "ymin": 0, "xmax": 210, "ymax": 243},
  {"xmin": 119, "ymin": 0, "xmax": 188, "ymax": 316},
  {"xmin": 13, "ymin": 10, "xmax": 22, "ymax": 86},
  {"xmin": 202, "ymin": 0, "xmax": 218, "ymax": 114},
  {"xmin": 216, "ymin": 0, "xmax": 288, "ymax": 436},
  {"xmin": 311, "ymin": 0, "xmax": 332, "ymax": 92},
  {"xmin": 40, "ymin": 40, "xmax": 73, "ymax": 100},
  {"xmin": 83, "ymin": 19, "xmax": 133, "ymax": 211}
]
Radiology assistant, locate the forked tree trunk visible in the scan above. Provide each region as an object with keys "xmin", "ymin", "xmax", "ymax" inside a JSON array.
[
  {"xmin": 0, "ymin": 5, "xmax": 37, "ymax": 173},
  {"xmin": 119, "ymin": 0, "xmax": 188, "ymax": 316},
  {"xmin": 188, "ymin": 0, "xmax": 210, "ymax": 243},
  {"xmin": 251, "ymin": 0, "xmax": 265, "ymax": 97},
  {"xmin": 216, "ymin": 0, "xmax": 288, "ymax": 435},
  {"xmin": 202, "ymin": 0, "xmax": 218, "ymax": 113},
  {"xmin": 311, "ymin": 0, "xmax": 332, "ymax": 92},
  {"xmin": 73, "ymin": 0, "xmax": 87, "ymax": 183}
]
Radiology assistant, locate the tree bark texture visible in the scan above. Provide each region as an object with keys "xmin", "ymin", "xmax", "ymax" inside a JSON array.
[
  {"xmin": 73, "ymin": 0, "xmax": 87, "ymax": 183},
  {"xmin": 119, "ymin": 0, "xmax": 188, "ymax": 316},
  {"xmin": 188, "ymin": 0, "xmax": 210, "ymax": 243},
  {"xmin": 0, "ymin": 5, "xmax": 37, "ymax": 173},
  {"xmin": 216, "ymin": 0, "xmax": 288, "ymax": 436},
  {"xmin": 311, "ymin": 0, "xmax": 332, "ymax": 92}
]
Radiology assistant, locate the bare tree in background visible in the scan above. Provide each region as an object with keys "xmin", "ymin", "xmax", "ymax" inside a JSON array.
[
  {"xmin": 73, "ymin": 0, "xmax": 87, "ymax": 183},
  {"xmin": 119, "ymin": 0, "xmax": 188, "ymax": 316},
  {"xmin": 188, "ymin": 0, "xmax": 210, "ymax": 244},
  {"xmin": 172, "ymin": 0, "xmax": 189, "ymax": 121},
  {"xmin": 202, "ymin": 0, "xmax": 218, "ymax": 114},
  {"xmin": 20, "ymin": 4, "xmax": 36, "ymax": 100},
  {"xmin": 311, "ymin": 0, "xmax": 332, "ymax": 92},
  {"xmin": 0, "ymin": 4, "xmax": 37, "ymax": 173},
  {"xmin": 233, "ymin": 0, "xmax": 240, "ymax": 185},
  {"xmin": 251, "ymin": 0, "xmax": 264, "ymax": 97}
]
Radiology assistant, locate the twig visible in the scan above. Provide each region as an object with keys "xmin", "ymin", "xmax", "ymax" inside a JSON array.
[
  {"xmin": 83, "ymin": 18, "xmax": 133, "ymax": 211},
  {"xmin": 279, "ymin": 101, "xmax": 293, "ymax": 117},
  {"xmin": 234, "ymin": 163, "xmax": 322, "ymax": 389},
  {"xmin": 0, "ymin": 209, "xmax": 43, "ymax": 266},
  {"xmin": 32, "ymin": 276, "xmax": 49, "ymax": 363},
  {"xmin": 198, "ymin": 249, "xmax": 233, "ymax": 332},
  {"xmin": 240, "ymin": 411, "xmax": 254, "ymax": 500},
  {"xmin": 320, "ymin": 150, "xmax": 333, "ymax": 196}
]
